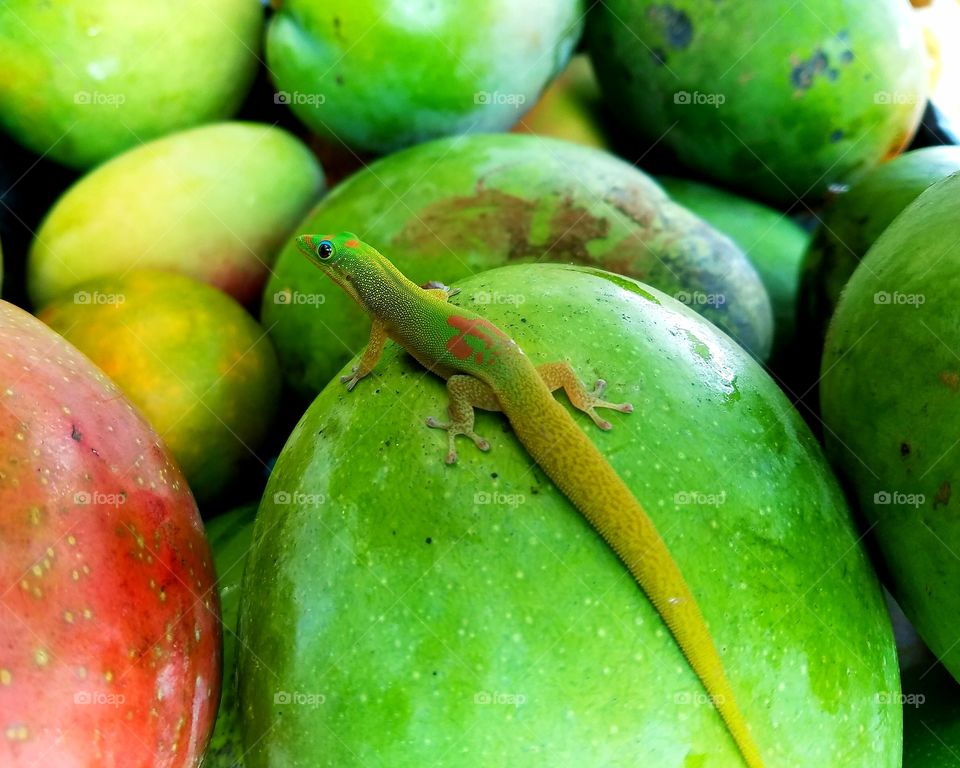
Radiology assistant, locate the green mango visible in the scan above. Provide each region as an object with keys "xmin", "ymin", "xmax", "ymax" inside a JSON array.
[
  {"xmin": 204, "ymin": 504, "xmax": 258, "ymax": 768},
  {"xmin": 264, "ymin": 133, "xmax": 773, "ymax": 397},
  {"xmin": 0, "ymin": 0, "xmax": 263, "ymax": 169},
  {"xmin": 821, "ymin": 171, "xmax": 960, "ymax": 684},
  {"xmin": 240, "ymin": 263, "xmax": 897, "ymax": 767},
  {"xmin": 657, "ymin": 176, "xmax": 810, "ymax": 360},
  {"xmin": 587, "ymin": 0, "xmax": 928, "ymax": 204},
  {"xmin": 28, "ymin": 122, "xmax": 324, "ymax": 307},
  {"xmin": 800, "ymin": 146, "xmax": 960, "ymax": 347},
  {"xmin": 902, "ymin": 664, "xmax": 960, "ymax": 766},
  {"xmin": 266, "ymin": 0, "xmax": 584, "ymax": 154}
]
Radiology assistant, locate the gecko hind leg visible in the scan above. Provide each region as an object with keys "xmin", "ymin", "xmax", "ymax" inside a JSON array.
[
  {"xmin": 426, "ymin": 374, "xmax": 501, "ymax": 464},
  {"xmin": 537, "ymin": 361, "xmax": 633, "ymax": 431}
]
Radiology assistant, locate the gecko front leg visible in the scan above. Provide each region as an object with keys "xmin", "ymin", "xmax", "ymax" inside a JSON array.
[
  {"xmin": 341, "ymin": 317, "xmax": 388, "ymax": 391},
  {"xmin": 426, "ymin": 374, "xmax": 501, "ymax": 464}
]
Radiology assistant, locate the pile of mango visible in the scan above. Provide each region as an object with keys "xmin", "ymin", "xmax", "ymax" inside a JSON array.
[{"xmin": 1, "ymin": 1, "xmax": 959, "ymax": 766}]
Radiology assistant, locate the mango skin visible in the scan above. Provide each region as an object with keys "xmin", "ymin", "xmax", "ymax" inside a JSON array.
[
  {"xmin": 27, "ymin": 122, "xmax": 324, "ymax": 307},
  {"xmin": 0, "ymin": 0, "xmax": 262, "ymax": 169},
  {"xmin": 266, "ymin": 0, "xmax": 583, "ymax": 154},
  {"xmin": 240, "ymin": 263, "xmax": 898, "ymax": 767},
  {"xmin": 587, "ymin": 0, "xmax": 928, "ymax": 204},
  {"xmin": 203, "ymin": 504, "xmax": 258, "ymax": 768},
  {"xmin": 657, "ymin": 176, "xmax": 810, "ymax": 361},
  {"xmin": 264, "ymin": 133, "xmax": 772, "ymax": 397},
  {"xmin": 821, "ymin": 172, "xmax": 960, "ymax": 685},
  {"xmin": 38, "ymin": 271, "xmax": 281, "ymax": 504},
  {"xmin": 902, "ymin": 664, "xmax": 960, "ymax": 767},
  {"xmin": 800, "ymin": 145, "xmax": 960, "ymax": 347}
]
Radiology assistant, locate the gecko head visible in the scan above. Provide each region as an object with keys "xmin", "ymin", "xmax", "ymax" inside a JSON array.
[{"xmin": 296, "ymin": 232, "xmax": 375, "ymax": 307}]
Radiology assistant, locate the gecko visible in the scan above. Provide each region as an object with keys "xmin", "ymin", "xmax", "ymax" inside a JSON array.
[{"xmin": 296, "ymin": 231, "xmax": 763, "ymax": 768}]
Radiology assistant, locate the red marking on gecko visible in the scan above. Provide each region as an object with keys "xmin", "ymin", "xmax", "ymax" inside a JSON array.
[
  {"xmin": 345, "ymin": 238, "xmax": 359, "ymax": 247},
  {"xmin": 445, "ymin": 315, "xmax": 506, "ymax": 364}
]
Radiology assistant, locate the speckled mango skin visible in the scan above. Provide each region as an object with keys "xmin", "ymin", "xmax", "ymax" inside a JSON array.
[
  {"xmin": 264, "ymin": 133, "xmax": 773, "ymax": 397},
  {"xmin": 800, "ymin": 146, "xmax": 960, "ymax": 349},
  {"xmin": 266, "ymin": 0, "xmax": 583, "ymax": 154},
  {"xmin": 240, "ymin": 264, "xmax": 898, "ymax": 767},
  {"xmin": 28, "ymin": 122, "xmax": 325, "ymax": 307},
  {"xmin": 587, "ymin": 0, "xmax": 928, "ymax": 204},
  {"xmin": 821, "ymin": 172, "xmax": 960, "ymax": 686},
  {"xmin": 38, "ymin": 271, "xmax": 282, "ymax": 504},
  {"xmin": 0, "ymin": 301, "xmax": 220, "ymax": 766},
  {"xmin": 0, "ymin": 0, "xmax": 262, "ymax": 169}
]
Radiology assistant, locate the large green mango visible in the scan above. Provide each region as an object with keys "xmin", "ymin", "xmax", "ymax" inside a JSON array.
[
  {"xmin": 821, "ymin": 172, "xmax": 960, "ymax": 684},
  {"xmin": 264, "ymin": 134, "xmax": 772, "ymax": 396},
  {"xmin": 240, "ymin": 263, "xmax": 898, "ymax": 767},
  {"xmin": 266, "ymin": 0, "xmax": 583, "ymax": 154},
  {"xmin": 587, "ymin": 0, "xmax": 928, "ymax": 204},
  {"xmin": 800, "ymin": 146, "xmax": 960, "ymax": 347}
]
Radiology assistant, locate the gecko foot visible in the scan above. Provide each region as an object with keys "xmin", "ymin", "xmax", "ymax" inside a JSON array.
[{"xmin": 426, "ymin": 416, "xmax": 490, "ymax": 464}]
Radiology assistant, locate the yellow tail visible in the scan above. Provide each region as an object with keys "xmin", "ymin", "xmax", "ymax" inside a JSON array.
[{"xmin": 504, "ymin": 393, "xmax": 763, "ymax": 768}]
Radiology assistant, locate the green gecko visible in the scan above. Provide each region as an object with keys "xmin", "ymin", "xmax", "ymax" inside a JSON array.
[{"xmin": 296, "ymin": 232, "xmax": 764, "ymax": 768}]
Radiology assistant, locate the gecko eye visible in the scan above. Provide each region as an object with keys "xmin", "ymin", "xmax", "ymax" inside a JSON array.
[{"xmin": 317, "ymin": 240, "xmax": 334, "ymax": 260}]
